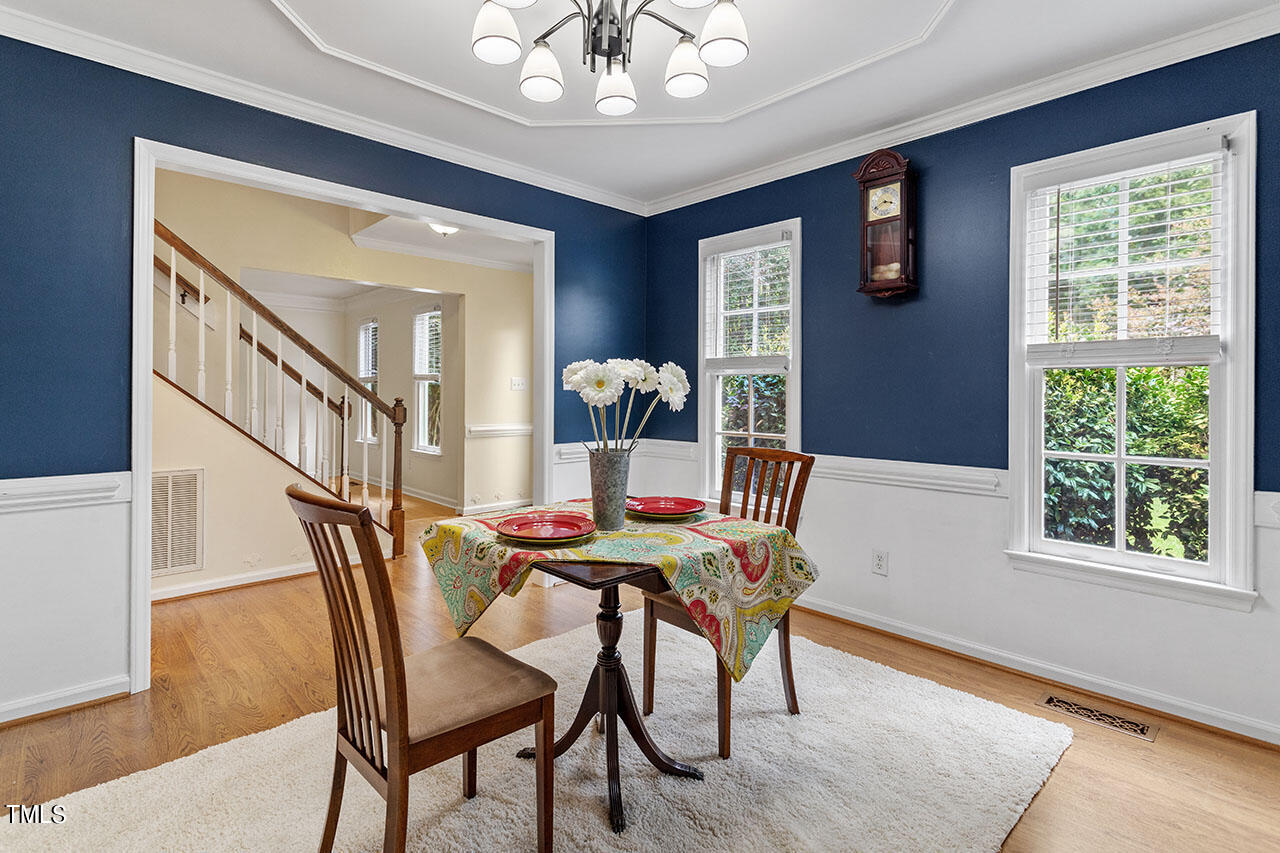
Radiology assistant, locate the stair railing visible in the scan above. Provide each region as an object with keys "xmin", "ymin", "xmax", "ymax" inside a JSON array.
[{"xmin": 154, "ymin": 219, "xmax": 407, "ymax": 556}]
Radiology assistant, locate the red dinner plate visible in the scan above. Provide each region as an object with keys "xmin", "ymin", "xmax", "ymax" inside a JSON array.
[
  {"xmin": 496, "ymin": 512, "xmax": 596, "ymax": 543},
  {"xmin": 626, "ymin": 496, "xmax": 706, "ymax": 517}
]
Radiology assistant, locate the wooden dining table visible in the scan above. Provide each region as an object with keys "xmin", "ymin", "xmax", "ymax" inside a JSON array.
[{"xmin": 421, "ymin": 499, "xmax": 818, "ymax": 832}]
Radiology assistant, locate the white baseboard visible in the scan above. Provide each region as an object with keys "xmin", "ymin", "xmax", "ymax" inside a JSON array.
[
  {"xmin": 401, "ymin": 485, "xmax": 460, "ymax": 512},
  {"xmin": 799, "ymin": 594, "xmax": 1280, "ymax": 745},
  {"xmin": 0, "ymin": 674, "xmax": 131, "ymax": 725},
  {"xmin": 463, "ymin": 498, "xmax": 533, "ymax": 516},
  {"xmin": 152, "ymin": 560, "xmax": 317, "ymax": 601}
]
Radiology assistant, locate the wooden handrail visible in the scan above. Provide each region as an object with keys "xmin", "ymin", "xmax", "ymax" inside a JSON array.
[
  {"xmin": 153, "ymin": 255, "xmax": 210, "ymax": 304},
  {"xmin": 155, "ymin": 219, "xmax": 402, "ymax": 423},
  {"xmin": 238, "ymin": 326, "xmax": 347, "ymax": 417}
]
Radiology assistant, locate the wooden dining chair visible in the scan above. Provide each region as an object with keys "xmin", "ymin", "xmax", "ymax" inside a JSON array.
[
  {"xmin": 285, "ymin": 485, "xmax": 556, "ymax": 853},
  {"xmin": 640, "ymin": 447, "xmax": 815, "ymax": 760}
]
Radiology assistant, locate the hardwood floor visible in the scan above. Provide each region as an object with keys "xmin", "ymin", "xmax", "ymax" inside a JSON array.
[{"xmin": 2, "ymin": 506, "xmax": 1277, "ymax": 850}]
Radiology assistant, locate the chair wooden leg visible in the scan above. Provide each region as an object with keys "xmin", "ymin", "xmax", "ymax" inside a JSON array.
[
  {"xmin": 778, "ymin": 610, "xmax": 800, "ymax": 715},
  {"xmin": 716, "ymin": 663, "xmax": 732, "ymax": 760},
  {"xmin": 318, "ymin": 749, "xmax": 346, "ymax": 853},
  {"xmin": 383, "ymin": 771, "xmax": 409, "ymax": 853},
  {"xmin": 642, "ymin": 599, "xmax": 656, "ymax": 716},
  {"xmin": 463, "ymin": 748, "xmax": 477, "ymax": 799},
  {"xmin": 535, "ymin": 694, "xmax": 554, "ymax": 853}
]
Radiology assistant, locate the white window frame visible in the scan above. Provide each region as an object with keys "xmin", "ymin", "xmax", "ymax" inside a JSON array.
[
  {"xmin": 412, "ymin": 307, "xmax": 443, "ymax": 455},
  {"xmin": 1007, "ymin": 113, "xmax": 1256, "ymax": 611},
  {"xmin": 356, "ymin": 317, "xmax": 379, "ymax": 445},
  {"xmin": 697, "ymin": 218, "xmax": 802, "ymax": 500}
]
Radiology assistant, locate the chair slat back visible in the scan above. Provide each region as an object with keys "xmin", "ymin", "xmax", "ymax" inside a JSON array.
[
  {"xmin": 719, "ymin": 447, "xmax": 815, "ymax": 535},
  {"xmin": 286, "ymin": 484, "xmax": 408, "ymax": 775}
]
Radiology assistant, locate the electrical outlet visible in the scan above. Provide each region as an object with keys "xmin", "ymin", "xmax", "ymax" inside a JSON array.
[
  {"xmin": 872, "ymin": 550, "xmax": 888, "ymax": 577},
  {"xmin": 511, "ymin": 376, "xmax": 528, "ymax": 391}
]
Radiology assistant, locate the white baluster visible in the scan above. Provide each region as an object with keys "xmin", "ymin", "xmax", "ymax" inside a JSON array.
[
  {"xmin": 299, "ymin": 353, "xmax": 309, "ymax": 473},
  {"xmin": 250, "ymin": 314, "xmax": 260, "ymax": 437},
  {"xmin": 361, "ymin": 399, "xmax": 370, "ymax": 508},
  {"xmin": 224, "ymin": 290, "xmax": 234, "ymax": 418},
  {"xmin": 167, "ymin": 246, "xmax": 177, "ymax": 380},
  {"xmin": 321, "ymin": 374, "xmax": 331, "ymax": 488},
  {"xmin": 196, "ymin": 270, "xmax": 207, "ymax": 400},
  {"xmin": 342, "ymin": 396, "xmax": 351, "ymax": 501},
  {"xmin": 380, "ymin": 410, "xmax": 389, "ymax": 525},
  {"xmin": 275, "ymin": 330, "xmax": 284, "ymax": 453}
]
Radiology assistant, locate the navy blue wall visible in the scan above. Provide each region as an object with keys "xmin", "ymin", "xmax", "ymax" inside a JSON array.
[
  {"xmin": 0, "ymin": 36, "xmax": 646, "ymax": 480},
  {"xmin": 644, "ymin": 35, "xmax": 1280, "ymax": 490}
]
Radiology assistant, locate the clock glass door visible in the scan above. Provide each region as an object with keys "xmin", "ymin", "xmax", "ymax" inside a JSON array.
[{"xmin": 867, "ymin": 220, "xmax": 902, "ymax": 283}]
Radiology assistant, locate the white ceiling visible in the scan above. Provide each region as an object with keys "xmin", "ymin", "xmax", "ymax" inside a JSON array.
[
  {"xmin": 242, "ymin": 268, "xmax": 384, "ymax": 301},
  {"xmin": 351, "ymin": 215, "xmax": 536, "ymax": 273},
  {"xmin": 3, "ymin": 0, "xmax": 1277, "ymax": 213}
]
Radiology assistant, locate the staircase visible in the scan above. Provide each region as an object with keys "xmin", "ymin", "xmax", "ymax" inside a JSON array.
[{"xmin": 153, "ymin": 220, "xmax": 407, "ymax": 555}]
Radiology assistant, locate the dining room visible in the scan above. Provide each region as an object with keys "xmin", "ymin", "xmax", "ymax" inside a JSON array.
[{"xmin": 2, "ymin": 2, "xmax": 1280, "ymax": 852}]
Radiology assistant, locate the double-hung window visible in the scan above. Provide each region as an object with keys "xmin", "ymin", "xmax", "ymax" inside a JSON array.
[
  {"xmin": 356, "ymin": 318, "xmax": 379, "ymax": 443},
  {"xmin": 1008, "ymin": 114, "xmax": 1255, "ymax": 608},
  {"xmin": 699, "ymin": 219, "xmax": 801, "ymax": 497},
  {"xmin": 413, "ymin": 309, "xmax": 443, "ymax": 453}
]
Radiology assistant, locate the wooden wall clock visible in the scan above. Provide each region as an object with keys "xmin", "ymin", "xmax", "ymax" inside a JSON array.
[{"xmin": 855, "ymin": 148, "xmax": 917, "ymax": 298}]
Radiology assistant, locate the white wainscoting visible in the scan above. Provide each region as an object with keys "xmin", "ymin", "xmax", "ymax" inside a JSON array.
[
  {"xmin": 556, "ymin": 440, "xmax": 1280, "ymax": 743},
  {"xmin": 0, "ymin": 472, "xmax": 134, "ymax": 724}
]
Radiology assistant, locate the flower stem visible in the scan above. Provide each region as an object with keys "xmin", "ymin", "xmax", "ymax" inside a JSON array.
[
  {"xmin": 588, "ymin": 403, "xmax": 601, "ymax": 452},
  {"xmin": 615, "ymin": 400, "xmax": 621, "ymax": 451},
  {"xmin": 597, "ymin": 406, "xmax": 609, "ymax": 448},
  {"xmin": 621, "ymin": 388, "xmax": 636, "ymax": 449},
  {"xmin": 627, "ymin": 396, "xmax": 662, "ymax": 452}
]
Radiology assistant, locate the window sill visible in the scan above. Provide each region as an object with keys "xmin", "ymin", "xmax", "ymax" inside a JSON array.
[
  {"xmin": 410, "ymin": 447, "xmax": 442, "ymax": 457},
  {"xmin": 1005, "ymin": 550, "xmax": 1257, "ymax": 612}
]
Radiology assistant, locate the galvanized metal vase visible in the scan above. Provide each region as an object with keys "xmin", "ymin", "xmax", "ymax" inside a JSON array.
[{"xmin": 588, "ymin": 448, "xmax": 632, "ymax": 531}]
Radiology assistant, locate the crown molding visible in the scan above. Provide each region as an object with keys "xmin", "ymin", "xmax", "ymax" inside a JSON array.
[
  {"xmin": 268, "ymin": 0, "xmax": 955, "ymax": 129},
  {"xmin": 350, "ymin": 231, "xmax": 534, "ymax": 274},
  {"xmin": 645, "ymin": 4, "xmax": 1280, "ymax": 215},
  {"xmin": 0, "ymin": 4, "xmax": 648, "ymax": 215},
  {"xmin": 255, "ymin": 290, "xmax": 347, "ymax": 314}
]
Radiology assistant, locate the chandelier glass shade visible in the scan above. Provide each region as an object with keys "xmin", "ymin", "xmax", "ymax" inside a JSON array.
[{"xmin": 471, "ymin": 0, "xmax": 748, "ymax": 115}]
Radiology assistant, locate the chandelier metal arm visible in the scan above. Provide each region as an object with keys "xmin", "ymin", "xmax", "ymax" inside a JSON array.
[{"xmin": 619, "ymin": 0, "xmax": 693, "ymax": 71}]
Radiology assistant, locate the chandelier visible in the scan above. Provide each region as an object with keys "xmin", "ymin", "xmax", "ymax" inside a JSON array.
[{"xmin": 471, "ymin": 0, "xmax": 749, "ymax": 116}]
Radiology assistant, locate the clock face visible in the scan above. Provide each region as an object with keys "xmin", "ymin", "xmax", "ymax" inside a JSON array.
[{"xmin": 867, "ymin": 182, "xmax": 901, "ymax": 221}]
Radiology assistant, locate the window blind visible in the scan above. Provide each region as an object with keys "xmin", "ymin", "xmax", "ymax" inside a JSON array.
[
  {"xmin": 1025, "ymin": 151, "xmax": 1225, "ymax": 345},
  {"xmin": 714, "ymin": 243, "xmax": 792, "ymax": 359},
  {"xmin": 413, "ymin": 311, "xmax": 441, "ymax": 376},
  {"xmin": 358, "ymin": 320, "xmax": 379, "ymax": 378}
]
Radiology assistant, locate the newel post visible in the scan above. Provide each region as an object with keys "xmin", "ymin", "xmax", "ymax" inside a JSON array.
[{"xmin": 391, "ymin": 397, "xmax": 407, "ymax": 557}]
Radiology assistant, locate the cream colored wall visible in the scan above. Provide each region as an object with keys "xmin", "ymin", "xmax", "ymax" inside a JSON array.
[
  {"xmin": 150, "ymin": 376, "xmax": 386, "ymax": 595},
  {"xmin": 155, "ymin": 169, "xmax": 534, "ymax": 514}
]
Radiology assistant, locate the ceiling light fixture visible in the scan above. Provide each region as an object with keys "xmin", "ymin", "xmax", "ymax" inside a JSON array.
[
  {"xmin": 473, "ymin": 0, "xmax": 748, "ymax": 115},
  {"xmin": 429, "ymin": 223, "xmax": 461, "ymax": 236}
]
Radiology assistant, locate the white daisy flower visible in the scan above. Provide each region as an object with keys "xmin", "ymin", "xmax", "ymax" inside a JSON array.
[
  {"xmin": 633, "ymin": 359, "xmax": 660, "ymax": 393},
  {"xmin": 658, "ymin": 361, "xmax": 690, "ymax": 395},
  {"xmin": 577, "ymin": 362, "xmax": 625, "ymax": 407},
  {"xmin": 561, "ymin": 359, "xmax": 596, "ymax": 391}
]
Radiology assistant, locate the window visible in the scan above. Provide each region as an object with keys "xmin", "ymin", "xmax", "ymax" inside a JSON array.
[
  {"xmin": 356, "ymin": 318, "xmax": 378, "ymax": 443},
  {"xmin": 699, "ymin": 219, "xmax": 801, "ymax": 496},
  {"xmin": 413, "ymin": 309, "xmax": 443, "ymax": 452},
  {"xmin": 1009, "ymin": 113, "xmax": 1255, "ymax": 606}
]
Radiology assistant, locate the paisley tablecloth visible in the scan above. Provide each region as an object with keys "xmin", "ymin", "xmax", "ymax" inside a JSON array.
[{"xmin": 421, "ymin": 499, "xmax": 818, "ymax": 681}]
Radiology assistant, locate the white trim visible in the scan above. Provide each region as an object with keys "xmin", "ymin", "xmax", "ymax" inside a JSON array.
[
  {"xmin": 1254, "ymin": 491, "xmax": 1280, "ymax": 530},
  {"xmin": 1006, "ymin": 550, "xmax": 1258, "ymax": 612},
  {"xmin": 463, "ymin": 498, "xmax": 534, "ymax": 516},
  {"xmin": 812, "ymin": 455, "xmax": 1007, "ymax": 498},
  {"xmin": 1007, "ymin": 113, "xmax": 1256, "ymax": 598},
  {"xmin": 645, "ymin": 7, "xmax": 1280, "ymax": 214},
  {"xmin": 2, "ymin": 4, "xmax": 1275, "ymax": 216},
  {"xmin": 798, "ymin": 595, "xmax": 1280, "ymax": 745},
  {"xmin": 351, "ymin": 232, "xmax": 534, "ymax": 274},
  {"xmin": 698, "ymin": 219, "xmax": 802, "ymax": 498},
  {"xmin": 0, "ymin": 675, "xmax": 131, "ymax": 726},
  {"xmin": 131, "ymin": 138, "xmax": 557, "ymax": 697},
  {"xmin": 268, "ymin": 0, "xmax": 957, "ymax": 129},
  {"xmin": 554, "ymin": 443, "xmax": 590, "ymax": 464},
  {"xmin": 1025, "ymin": 336, "xmax": 1222, "ymax": 368},
  {"xmin": 151, "ymin": 560, "xmax": 317, "ymax": 601},
  {"xmin": 400, "ymin": 484, "xmax": 461, "ymax": 512},
  {"xmin": 0, "ymin": 471, "xmax": 131, "ymax": 514},
  {"xmin": 0, "ymin": 6, "xmax": 646, "ymax": 215},
  {"xmin": 466, "ymin": 423, "xmax": 534, "ymax": 439},
  {"xmin": 638, "ymin": 439, "xmax": 699, "ymax": 462}
]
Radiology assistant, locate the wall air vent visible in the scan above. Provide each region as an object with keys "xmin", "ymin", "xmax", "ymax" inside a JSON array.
[
  {"xmin": 152, "ymin": 469, "xmax": 204, "ymax": 576},
  {"xmin": 1038, "ymin": 693, "xmax": 1159, "ymax": 741}
]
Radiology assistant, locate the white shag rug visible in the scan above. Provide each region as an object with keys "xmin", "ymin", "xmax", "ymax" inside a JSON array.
[{"xmin": 1, "ymin": 612, "xmax": 1071, "ymax": 853}]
